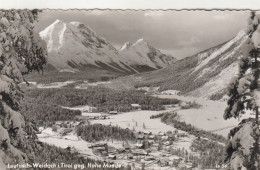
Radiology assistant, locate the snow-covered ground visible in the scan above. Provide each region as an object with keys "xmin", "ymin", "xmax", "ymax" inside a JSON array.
[
  {"xmin": 62, "ymin": 105, "xmax": 94, "ymax": 112},
  {"xmin": 161, "ymin": 90, "xmax": 180, "ymax": 95},
  {"xmin": 154, "ymin": 93, "xmax": 254, "ymax": 137},
  {"xmin": 92, "ymin": 109, "xmax": 178, "ymax": 134},
  {"xmin": 137, "ymin": 86, "xmax": 160, "ymax": 92},
  {"xmin": 87, "ymin": 81, "xmax": 111, "ymax": 86},
  {"xmin": 37, "ymin": 91, "xmax": 234, "ymax": 169},
  {"xmin": 75, "ymin": 81, "xmax": 111, "ymax": 89},
  {"xmin": 37, "ymin": 127, "xmax": 138, "ymax": 167},
  {"xmin": 75, "ymin": 84, "xmax": 88, "ymax": 89},
  {"xmin": 37, "ymin": 128, "xmax": 99, "ymax": 160},
  {"xmin": 21, "ymin": 81, "xmax": 37, "ymax": 85},
  {"xmin": 36, "ymin": 81, "xmax": 75, "ymax": 89},
  {"xmin": 188, "ymin": 62, "xmax": 239, "ymax": 99}
]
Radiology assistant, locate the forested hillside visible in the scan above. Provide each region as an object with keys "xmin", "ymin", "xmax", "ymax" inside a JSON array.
[{"xmin": 23, "ymin": 87, "xmax": 180, "ymax": 112}]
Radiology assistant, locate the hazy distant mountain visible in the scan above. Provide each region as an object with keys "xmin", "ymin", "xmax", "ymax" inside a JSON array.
[
  {"xmin": 113, "ymin": 30, "xmax": 247, "ymax": 100},
  {"xmin": 39, "ymin": 19, "xmax": 176, "ymax": 74}
]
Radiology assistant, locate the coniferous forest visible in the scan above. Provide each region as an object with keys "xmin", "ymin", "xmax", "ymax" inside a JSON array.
[
  {"xmin": 23, "ymin": 87, "xmax": 179, "ymax": 112},
  {"xmin": 76, "ymin": 124, "xmax": 136, "ymax": 142},
  {"xmin": 21, "ymin": 96, "xmax": 81, "ymax": 127}
]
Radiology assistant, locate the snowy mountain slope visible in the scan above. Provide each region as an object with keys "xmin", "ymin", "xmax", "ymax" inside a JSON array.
[
  {"xmin": 112, "ymin": 30, "xmax": 248, "ymax": 100},
  {"xmin": 39, "ymin": 20, "xmax": 176, "ymax": 74},
  {"xmin": 186, "ymin": 30, "xmax": 246, "ymax": 98},
  {"xmin": 40, "ymin": 19, "xmax": 129, "ymax": 73},
  {"xmin": 119, "ymin": 39, "xmax": 176, "ymax": 69}
]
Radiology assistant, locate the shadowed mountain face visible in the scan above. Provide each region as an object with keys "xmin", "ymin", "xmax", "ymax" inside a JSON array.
[
  {"xmin": 39, "ymin": 19, "xmax": 176, "ymax": 74},
  {"xmin": 110, "ymin": 30, "xmax": 247, "ymax": 100}
]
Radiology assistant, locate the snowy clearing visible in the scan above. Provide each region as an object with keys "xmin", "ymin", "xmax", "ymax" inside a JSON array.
[
  {"xmin": 154, "ymin": 93, "xmax": 254, "ymax": 137},
  {"xmin": 37, "ymin": 80, "xmax": 75, "ymax": 89},
  {"xmin": 37, "ymin": 128, "xmax": 99, "ymax": 160},
  {"xmin": 92, "ymin": 109, "xmax": 178, "ymax": 134}
]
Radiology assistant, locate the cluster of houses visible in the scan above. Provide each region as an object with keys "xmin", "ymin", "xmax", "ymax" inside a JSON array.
[
  {"xmin": 88, "ymin": 115, "xmax": 110, "ymax": 120},
  {"xmin": 88, "ymin": 142, "xmax": 131, "ymax": 160},
  {"xmin": 81, "ymin": 103, "xmax": 142, "ymax": 120},
  {"xmin": 136, "ymin": 130, "xmax": 178, "ymax": 147},
  {"xmin": 52, "ymin": 121, "xmax": 81, "ymax": 135},
  {"xmin": 87, "ymin": 130, "xmax": 187, "ymax": 166},
  {"xmin": 50, "ymin": 119, "xmax": 193, "ymax": 169},
  {"xmin": 107, "ymin": 104, "xmax": 141, "ymax": 115}
]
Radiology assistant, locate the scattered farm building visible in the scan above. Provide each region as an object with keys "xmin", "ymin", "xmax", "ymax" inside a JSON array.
[
  {"xmin": 131, "ymin": 104, "xmax": 141, "ymax": 110},
  {"xmin": 143, "ymin": 131, "xmax": 152, "ymax": 135},
  {"xmin": 135, "ymin": 143, "xmax": 143, "ymax": 149},
  {"xmin": 116, "ymin": 148, "xmax": 126, "ymax": 153},
  {"xmin": 148, "ymin": 135, "xmax": 155, "ymax": 140},
  {"xmin": 124, "ymin": 143, "xmax": 131, "ymax": 150},
  {"xmin": 108, "ymin": 111, "xmax": 118, "ymax": 115},
  {"xmin": 127, "ymin": 154, "xmax": 134, "ymax": 159},
  {"xmin": 108, "ymin": 154, "xmax": 117, "ymax": 160}
]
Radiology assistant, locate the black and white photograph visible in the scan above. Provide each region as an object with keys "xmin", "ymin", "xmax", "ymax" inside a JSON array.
[{"xmin": 1, "ymin": 0, "xmax": 260, "ymax": 169}]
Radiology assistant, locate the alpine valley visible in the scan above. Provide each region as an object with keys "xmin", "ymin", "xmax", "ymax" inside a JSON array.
[
  {"xmin": 108, "ymin": 30, "xmax": 247, "ymax": 100},
  {"xmin": 3, "ymin": 10, "xmax": 260, "ymax": 170},
  {"xmin": 28, "ymin": 19, "xmax": 246, "ymax": 101}
]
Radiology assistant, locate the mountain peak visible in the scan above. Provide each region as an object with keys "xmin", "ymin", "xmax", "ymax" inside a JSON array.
[
  {"xmin": 69, "ymin": 21, "xmax": 82, "ymax": 27},
  {"xmin": 133, "ymin": 38, "xmax": 148, "ymax": 46},
  {"xmin": 52, "ymin": 19, "xmax": 65, "ymax": 25},
  {"xmin": 119, "ymin": 42, "xmax": 133, "ymax": 51},
  {"xmin": 39, "ymin": 20, "xmax": 176, "ymax": 73}
]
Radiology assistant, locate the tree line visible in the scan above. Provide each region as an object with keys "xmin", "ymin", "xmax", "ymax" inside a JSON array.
[
  {"xmin": 190, "ymin": 138, "xmax": 225, "ymax": 169},
  {"xmin": 160, "ymin": 112, "xmax": 227, "ymax": 143},
  {"xmin": 150, "ymin": 111, "xmax": 177, "ymax": 119},
  {"xmin": 24, "ymin": 87, "xmax": 180, "ymax": 112},
  {"xmin": 76, "ymin": 124, "xmax": 136, "ymax": 142},
  {"xmin": 20, "ymin": 94, "xmax": 81, "ymax": 127}
]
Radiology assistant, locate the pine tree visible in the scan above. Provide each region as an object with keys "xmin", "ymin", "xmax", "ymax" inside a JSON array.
[
  {"xmin": 224, "ymin": 11, "xmax": 260, "ymax": 169},
  {"xmin": 0, "ymin": 10, "xmax": 46, "ymax": 169}
]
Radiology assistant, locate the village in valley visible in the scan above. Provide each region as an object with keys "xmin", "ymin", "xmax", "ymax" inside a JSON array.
[
  {"xmin": 35, "ymin": 84, "xmax": 228, "ymax": 170},
  {"xmin": 2, "ymin": 7, "xmax": 260, "ymax": 170},
  {"xmin": 38, "ymin": 110, "xmax": 194, "ymax": 169}
]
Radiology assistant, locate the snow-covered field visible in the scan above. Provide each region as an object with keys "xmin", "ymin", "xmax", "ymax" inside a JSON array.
[
  {"xmin": 154, "ymin": 93, "xmax": 253, "ymax": 137},
  {"xmin": 36, "ymin": 81, "xmax": 75, "ymax": 89},
  {"xmin": 37, "ymin": 91, "xmax": 236, "ymax": 169},
  {"xmin": 90, "ymin": 108, "xmax": 196, "ymax": 153},
  {"xmin": 137, "ymin": 86, "xmax": 160, "ymax": 93},
  {"xmin": 75, "ymin": 81, "xmax": 111, "ymax": 89},
  {"xmin": 37, "ymin": 128, "xmax": 137, "ymax": 166},
  {"xmin": 92, "ymin": 110, "xmax": 178, "ymax": 134},
  {"xmin": 21, "ymin": 81, "xmax": 37, "ymax": 85},
  {"xmin": 62, "ymin": 105, "xmax": 93, "ymax": 112},
  {"xmin": 37, "ymin": 128, "xmax": 100, "ymax": 160}
]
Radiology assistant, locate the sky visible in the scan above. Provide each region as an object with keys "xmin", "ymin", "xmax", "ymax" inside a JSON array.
[
  {"xmin": 3, "ymin": 0, "xmax": 260, "ymax": 10},
  {"xmin": 34, "ymin": 10, "xmax": 250, "ymax": 59}
]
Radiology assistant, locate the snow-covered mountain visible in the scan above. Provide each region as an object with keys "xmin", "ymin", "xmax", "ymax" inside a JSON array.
[
  {"xmin": 183, "ymin": 30, "xmax": 247, "ymax": 99},
  {"xmin": 119, "ymin": 39, "xmax": 176, "ymax": 70},
  {"xmin": 39, "ymin": 19, "xmax": 176, "ymax": 73},
  {"xmin": 114, "ymin": 30, "xmax": 248, "ymax": 100}
]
